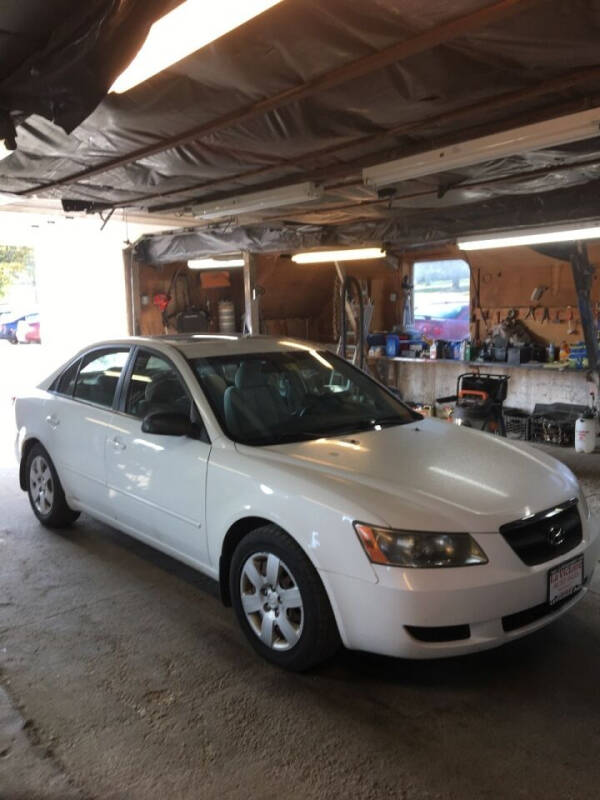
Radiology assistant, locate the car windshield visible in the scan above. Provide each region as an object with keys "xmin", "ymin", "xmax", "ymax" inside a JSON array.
[{"xmin": 189, "ymin": 348, "xmax": 419, "ymax": 446}]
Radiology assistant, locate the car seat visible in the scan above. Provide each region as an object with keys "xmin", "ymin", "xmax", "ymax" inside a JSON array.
[
  {"xmin": 201, "ymin": 373, "xmax": 228, "ymax": 419},
  {"xmin": 141, "ymin": 375, "xmax": 189, "ymax": 417},
  {"xmin": 224, "ymin": 361, "xmax": 288, "ymax": 439}
]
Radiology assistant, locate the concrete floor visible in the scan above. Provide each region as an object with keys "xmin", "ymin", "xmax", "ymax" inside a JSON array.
[{"xmin": 2, "ymin": 342, "xmax": 600, "ymax": 800}]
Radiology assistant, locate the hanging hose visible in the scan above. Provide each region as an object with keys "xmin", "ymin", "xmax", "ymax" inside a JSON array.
[{"xmin": 340, "ymin": 275, "xmax": 365, "ymax": 370}]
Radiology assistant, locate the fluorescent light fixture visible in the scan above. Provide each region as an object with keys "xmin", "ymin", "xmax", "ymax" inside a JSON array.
[
  {"xmin": 458, "ymin": 222, "xmax": 600, "ymax": 251},
  {"xmin": 190, "ymin": 334, "xmax": 239, "ymax": 340},
  {"xmin": 188, "ymin": 257, "xmax": 244, "ymax": 269},
  {"xmin": 192, "ymin": 182, "xmax": 322, "ymax": 220},
  {"xmin": 111, "ymin": 0, "xmax": 284, "ymax": 93},
  {"xmin": 363, "ymin": 107, "xmax": 600, "ymax": 188},
  {"xmin": 291, "ymin": 247, "xmax": 386, "ymax": 264}
]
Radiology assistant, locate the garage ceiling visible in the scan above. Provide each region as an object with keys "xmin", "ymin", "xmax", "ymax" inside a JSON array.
[{"xmin": 3, "ymin": 0, "xmax": 600, "ymax": 257}]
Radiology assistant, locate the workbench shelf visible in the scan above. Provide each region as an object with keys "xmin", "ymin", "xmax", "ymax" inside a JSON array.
[{"xmin": 367, "ymin": 356, "xmax": 578, "ymax": 372}]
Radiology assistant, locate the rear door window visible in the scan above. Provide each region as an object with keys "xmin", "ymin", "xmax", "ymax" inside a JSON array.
[{"xmin": 73, "ymin": 349, "xmax": 130, "ymax": 408}]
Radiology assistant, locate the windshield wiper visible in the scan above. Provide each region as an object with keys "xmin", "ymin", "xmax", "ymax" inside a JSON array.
[
  {"xmin": 285, "ymin": 419, "xmax": 407, "ymax": 439},
  {"xmin": 316, "ymin": 416, "xmax": 410, "ymax": 433},
  {"xmin": 368, "ymin": 415, "xmax": 415, "ymax": 427},
  {"xmin": 241, "ymin": 430, "xmax": 330, "ymax": 445},
  {"xmin": 239, "ymin": 416, "xmax": 414, "ymax": 447}
]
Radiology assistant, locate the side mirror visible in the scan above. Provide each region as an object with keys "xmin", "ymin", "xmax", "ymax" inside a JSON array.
[{"xmin": 142, "ymin": 411, "xmax": 193, "ymax": 437}]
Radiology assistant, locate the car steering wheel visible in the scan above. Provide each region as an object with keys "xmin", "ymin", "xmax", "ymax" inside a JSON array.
[{"xmin": 299, "ymin": 393, "xmax": 344, "ymax": 417}]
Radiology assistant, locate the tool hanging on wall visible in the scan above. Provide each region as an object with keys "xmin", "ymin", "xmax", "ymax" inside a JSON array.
[
  {"xmin": 334, "ymin": 262, "xmax": 373, "ymax": 370},
  {"xmin": 465, "ymin": 255, "xmax": 490, "ymax": 337},
  {"xmin": 160, "ymin": 267, "xmax": 210, "ymax": 333},
  {"xmin": 530, "ymin": 285, "xmax": 549, "ymax": 303},
  {"xmin": 566, "ymin": 305, "xmax": 577, "ymax": 335},
  {"xmin": 524, "ymin": 306, "xmax": 537, "ymax": 322},
  {"xmin": 339, "ymin": 274, "xmax": 365, "ymax": 369},
  {"xmin": 400, "ymin": 275, "xmax": 413, "ymax": 329}
]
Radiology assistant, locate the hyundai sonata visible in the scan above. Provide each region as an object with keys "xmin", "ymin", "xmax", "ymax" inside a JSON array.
[{"xmin": 14, "ymin": 336, "xmax": 599, "ymax": 670}]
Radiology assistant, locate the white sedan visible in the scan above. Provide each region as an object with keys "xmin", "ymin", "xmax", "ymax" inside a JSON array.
[{"xmin": 14, "ymin": 335, "xmax": 599, "ymax": 670}]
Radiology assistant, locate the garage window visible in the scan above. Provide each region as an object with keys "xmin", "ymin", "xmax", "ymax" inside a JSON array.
[
  {"xmin": 73, "ymin": 349, "xmax": 129, "ymax": 408},
  {"xmin": 413, "ymin": 260, "xmax": 470, "ymax": 341}
]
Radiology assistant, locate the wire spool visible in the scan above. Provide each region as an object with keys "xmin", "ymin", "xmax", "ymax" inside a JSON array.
[{"xmin": 218, "ymin": 300, "xmax": 236, "ymax": 333}]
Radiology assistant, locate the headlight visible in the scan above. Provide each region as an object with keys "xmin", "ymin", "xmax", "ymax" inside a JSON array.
[{"xmin": 354, "ymin": 523, "xmax": 488, "ymax": 568}]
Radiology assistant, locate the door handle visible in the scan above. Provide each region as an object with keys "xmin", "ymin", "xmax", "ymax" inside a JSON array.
[
  {"xmin": 45, "ymin": 414, "xmax": 60, "ymax": 428},
  {"xmin": 111, "ymin": 436, "xmax": 126, "ymax": 451}
]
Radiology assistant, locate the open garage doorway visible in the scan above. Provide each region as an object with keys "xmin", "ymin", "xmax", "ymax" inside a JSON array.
[
  {"xmin": 0, "ymin": 241, "xmax": 45, "ymax": 467},
  {"xmin": 0, "ymin": 206, "xmax": 181, "ymax": 467}
]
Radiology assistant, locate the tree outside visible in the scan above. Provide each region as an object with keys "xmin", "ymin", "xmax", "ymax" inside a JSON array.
[{"xmin": 0, "ymin": 245, "xmax": 36, "ymax": 306}]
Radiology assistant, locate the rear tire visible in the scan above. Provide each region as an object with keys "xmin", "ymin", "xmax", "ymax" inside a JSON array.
[
  {"xmin": 25, "ymin": 444, "xmax": 80, "ymax": 528},
  {"xmin": 230, "ymin": 525, "xmax": 340, "ymax": 671}
]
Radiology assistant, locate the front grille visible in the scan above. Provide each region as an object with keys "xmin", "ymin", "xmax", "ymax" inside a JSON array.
[
  {"xmin": 500, "ymin": 499, "xmax": 582, "ymax": 566},
  {"xmin": 405, "ymin": 624, "xmax": 471, "ymax": 643},
  {"xmin": 502, "ymin": 586, "xmax": 584, "ymax": 633}
]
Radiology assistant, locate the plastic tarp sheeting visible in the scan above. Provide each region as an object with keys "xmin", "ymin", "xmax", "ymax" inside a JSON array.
[
  {"xmin": 0, "ymin": 0, "xmax": 180, "ymax": 135},
  {"xmin": 134, "ymin": 176, "xmax": 600, "ymax": 263},
  {"xmin": 3, "ymin": 0, "xmax": 600, "ymax": 252}
]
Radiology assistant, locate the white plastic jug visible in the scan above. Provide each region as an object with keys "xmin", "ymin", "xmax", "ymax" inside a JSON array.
[{"xmin": 575, "ymin": 416, "xmax": 596, "ymax": 454}]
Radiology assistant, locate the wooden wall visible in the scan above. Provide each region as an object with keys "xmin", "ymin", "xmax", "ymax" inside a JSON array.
[
  {"xmin": 133, "ymin": 260, "xmax": 244, "ymax": 335},
  {"xmin": 255, "ymin": 254, "xmax": 334, "ymax": 340},
  {"xmin": 377, "ymin": 243, "xmax": 600, "ymax": 346},
  {"xmin": 467, "ymin": 244, "xmax": 600, "ymax": 346},
  {"xmin": 129, "ymin": 244, "xmax": 599, "ymax": 346}
]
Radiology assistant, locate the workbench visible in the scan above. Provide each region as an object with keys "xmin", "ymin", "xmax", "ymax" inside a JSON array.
[{"xmin": 369, "ymin": 355, "xmax": 595, "ymax": 412}]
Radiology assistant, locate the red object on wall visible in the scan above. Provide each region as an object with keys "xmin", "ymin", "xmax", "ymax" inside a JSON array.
[{"xmin": 153, "ymin": 292, "xmax": 170, "ymax": 312}]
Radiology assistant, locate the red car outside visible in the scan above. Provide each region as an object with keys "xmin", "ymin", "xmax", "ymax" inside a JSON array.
[
  {"xmin": 413, "ymin": 304, "xmax": 469, "ymax": 341},
  {"xmin": 16, "ymin": 314, "xmax": 41, "ymax": 344}
]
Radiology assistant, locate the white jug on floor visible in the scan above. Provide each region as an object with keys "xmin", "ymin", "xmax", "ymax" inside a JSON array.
[{"xmin": 575, "ymin": 416, "xmax": 596, "ymax": 454}]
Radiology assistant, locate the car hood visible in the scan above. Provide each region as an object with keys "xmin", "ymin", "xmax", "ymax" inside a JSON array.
[{"xmin": 238, "ymin": 418, "xmax": 579, "ymax": 532}]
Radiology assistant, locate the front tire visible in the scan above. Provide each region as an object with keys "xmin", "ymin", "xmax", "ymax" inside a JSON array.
[
  {"xmin": 26, "ymin": 444, "xmax": 80, "ymax": 528},
  {"xmin": 230, "ymin": 525, "xmax": 340, "ymax": 671}
]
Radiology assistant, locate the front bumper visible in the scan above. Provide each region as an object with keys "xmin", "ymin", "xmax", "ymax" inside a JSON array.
[{"xmin": 320, "ymin": 514, "xmax": 600, "ymax": 659}]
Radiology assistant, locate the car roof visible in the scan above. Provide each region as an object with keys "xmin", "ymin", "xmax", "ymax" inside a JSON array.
[
  {"xmin": 38, "ymin": 334, "xmax": 332, "ymax": 393},
  {"xmin": 77, "ymin": 334, "xmax": 326, "ymax": 359}
]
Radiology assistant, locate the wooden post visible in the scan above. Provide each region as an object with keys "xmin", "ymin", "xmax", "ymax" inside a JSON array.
[
  {"xmin": 122, "ymin": 246, "xmax": 141, "ymax": 335},
  {"xmin": 570, "ymin": 243, "xmax": 599, "ymax": 386},
  {"xmin": 243, "ymin": 251, "xmax": 260, "ymax": 335}
]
